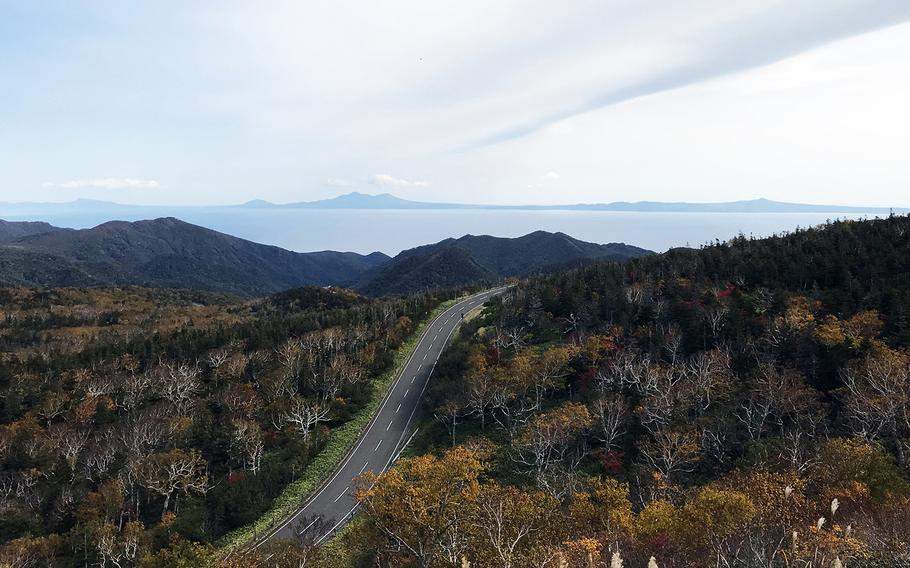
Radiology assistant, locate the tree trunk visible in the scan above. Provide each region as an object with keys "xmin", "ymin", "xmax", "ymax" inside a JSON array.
[
  {"xmin": 161, "ymin": 490, "xmax": 173, "ymax": 520},
  {"xmin": 893, "ymin": 423, "xmax": 906, "ymax": 467}
]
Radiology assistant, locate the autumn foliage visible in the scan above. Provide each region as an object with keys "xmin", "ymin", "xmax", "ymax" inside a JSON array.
[
  {"xmin": 353, "ymin": 216, "xmax": 910, "ymax": 567},
  {"xmin": 0, "ymin": 285, "xmax": 449, "ymax": 565}
]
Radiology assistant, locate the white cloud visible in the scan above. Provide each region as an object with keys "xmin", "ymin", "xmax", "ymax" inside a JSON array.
[
  {"xmin": 43, "ymin": 178, "xmax": 160, "ymax": 190},
  {"xmin": 542, "ymin": 171, "xmax": 560, "ymax": 180},
  {"xmin": 370, "ymin": 174, "xmax": 431, "ymax": 188},
  {"xmin": 6, "ymin": 1, "xmax": 910, "ymax": 206},
  {"xmin": 208, "ymin": 1, "xmax": 910, "ymax": 156}
]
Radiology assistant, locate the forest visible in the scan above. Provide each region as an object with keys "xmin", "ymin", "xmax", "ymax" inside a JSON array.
[
  {"xmin": 0, "ymin": 284, "xmax": 449, "ymax": 566},
  {"xmin": 3, "ymin": 215, "xmax": 910, "ymax": 567},
  {"xmin": 345, "ymin": 215, "xmax": 910, "ymax": 567}
]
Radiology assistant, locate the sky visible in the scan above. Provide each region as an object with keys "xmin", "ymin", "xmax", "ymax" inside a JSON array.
[{"xmin": 1, "ymin": 0, "xmax": 909, "ymax": 207}]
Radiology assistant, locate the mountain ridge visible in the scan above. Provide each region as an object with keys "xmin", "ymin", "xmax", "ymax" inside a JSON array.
[
  {"xmin": 235, "ymin": 193, "xmax": 903, "ymax": 213},
  {"xmin": 0, "ymin": 217, "xmax": 651, "ymax": 297},
  {"xmin": 0, "ymin": 219, "xmax": 64, "ymax": 243},
  {"xmin": 3, "ymin": 193, "xmax": 904, "ymax": 213},
  {"xmin": 2, "ymin": 217, "xmax": 390, "ymax": 296},
  {"xmin": 356, "ymin": 230, "xmax": 651, "ymax": 296}
]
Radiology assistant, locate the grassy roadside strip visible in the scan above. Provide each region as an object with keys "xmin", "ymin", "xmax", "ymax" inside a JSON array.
[
  {"xmin": 315, "ymin": 294, "xmax": 498, "ymax": 565},
  {"xmin": 216, "ymin": 297, "xmax": 460, "ymax": 556}
]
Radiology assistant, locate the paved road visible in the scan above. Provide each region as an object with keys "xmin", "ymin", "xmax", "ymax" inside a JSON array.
[{"xmin": 254, "ymin": 287, "xmax": 508, "ymax": 549}]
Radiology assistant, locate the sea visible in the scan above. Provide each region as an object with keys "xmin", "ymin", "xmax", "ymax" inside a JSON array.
[{"xmin": 0, "ymin": 206, "xmax": 886, "ymax": 256}]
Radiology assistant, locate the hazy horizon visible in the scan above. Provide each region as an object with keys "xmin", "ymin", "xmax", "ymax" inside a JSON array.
[{"xmin": 1, "ymin": 191, "xmax": 908, "ymax": 210}]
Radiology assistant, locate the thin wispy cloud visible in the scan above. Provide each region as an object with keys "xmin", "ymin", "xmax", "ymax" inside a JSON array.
[
  {"xmin": 370, "ymin": 174, "xmax": 431, "ymax": 188},
  {"xmin": 3, "ymin": 1, "xmax": 909, "ymax": 206},
  {"xmin": 461, "ymin": 0, "xmax": 910, "ymax": 150},
  {"xmin": 43, "ymin": 178, "xmax": 160, "ymax": 190}
]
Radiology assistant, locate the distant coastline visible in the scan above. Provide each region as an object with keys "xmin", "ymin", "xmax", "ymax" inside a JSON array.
[{"xmin": 1, "ymin": 192, "xmax": 905, "ymax": 215}]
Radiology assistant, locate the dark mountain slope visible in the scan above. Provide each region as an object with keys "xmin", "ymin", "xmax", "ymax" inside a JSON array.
[
  {"xmin": 397, "ymin": 231, "xmax": 650, "ymax": 274},
  {"xmin": 358, "ymin": 231, "xmax": 651, "ymax": 296},
  {"xmin": 1, "ymin": 220, "xmax": 650, "ymax": 298},
  {"xmin": 0, "ymin": 247, "xmax": 102, "ymax": 288},
  {"xmin": 359, "ymin": 247, "xmax": 496, "ymax": 296},
  {"xmin": 3, "ymin": 218, "xmax": 389, "ymax": 296},
  {"xmin": 0, "ymin": 219, "xmax": 63, "ymax": 243}
]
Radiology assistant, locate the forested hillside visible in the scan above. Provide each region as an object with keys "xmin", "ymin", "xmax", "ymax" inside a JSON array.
[
  {"xmin": 0, "ymin": 220, "xmax": 62, "ymax": 243},
  {"xmin": 1, "ymin": 219, "xmax": 649, "ymax": 298},
  {"xmin": 345, "ymin": 215, "xmax": 910, "ymax": 567},
  {"xmin": 0, "ymin": 285, "xmax": 448, "ymax": 566},
  {"xmin": 357, "ymin": 231, "xmax": 650, "ymax": 296},
  {"xmin": 0, "ymin": 218, "xmax": 390, "ymax": 296}
]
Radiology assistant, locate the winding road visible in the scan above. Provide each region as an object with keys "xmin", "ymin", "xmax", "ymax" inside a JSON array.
[{"xmin": 253, "ymin": 287, "xmax": 508, "ymax": 549}]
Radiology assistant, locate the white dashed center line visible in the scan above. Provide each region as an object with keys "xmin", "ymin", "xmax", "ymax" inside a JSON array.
[
  {"xmin": 374, "ymin": 440, "xmax": 383, "ymax": 452},
  {"xmin": 359, "ymin": 462, "xmax": 369, "ymax": 474},
  {"xmin": 334, "ymin": 487, "xmax": 348, "ymax": 503},
  {"xmin": 395, "ymin": 403, "xmax": 401, "ymax": 413},
  {"xmin": 297, "ymin": 518, "xmax": 319, "ymax": 536}
]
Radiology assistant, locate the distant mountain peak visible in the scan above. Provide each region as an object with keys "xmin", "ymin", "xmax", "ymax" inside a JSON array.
[
  {"xmin": 241, "ymin": 199, "xmax": 276, "ymax": 207},
  {"xmin": 323, "ymin": 192, "xmax": 415, "ymax": 205},
  {"xmin": 0, "ymin": 219, "xmax": 64, "ymax": 243},
  {"xmin": 2, "ymin": 217, "xmax": 390, "ymax": 296},
  {"xmin": 357, "ymin": 230, "xmax": 651, "ymax": 296}
]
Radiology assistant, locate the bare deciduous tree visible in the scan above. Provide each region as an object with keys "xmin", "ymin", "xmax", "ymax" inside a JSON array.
[
  {"xmin": 842, "ymin": 346, "xmax": 910, "ymax": 466},
  {"xmin": 157, "ymin": 361, "xmax": 201, "ymax": 415},
  {"xmin": 512, "ymin": 403, "xmax": 592, "ymax": 494},
  {"xmin": 131, "ymin": 449, "xmax": 208, "ymax": 520},
  {"xmin": 591, "ymin": 394, "xmax": 628, "ymax": 452},
  {"xmin": 47, "ymin": 422, "xmax": 90, "ymax": 473},
  {"xmin": 231, "ymin": 418, "xmax": 264, "ymax": 474},
  {"xmin": 638, "ymin": 429, "xmax": 702, "ymax": 480},
  {"xmin": 281, "ymin": 396, "xmax": 330, "ymax": 441},
  {"xmin": 117, "ymin": 371, "xmax": 153, "ymax": 414},
  {"xmin": 276, "ymin": 337, "xmax": 305, "ymax": 385}
]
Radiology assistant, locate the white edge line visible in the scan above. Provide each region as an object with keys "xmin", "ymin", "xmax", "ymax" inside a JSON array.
[
  {"xmin": 384, "ymin": 291, "xmax": 492, "ymax": 467},
  {"xmin": 250, "ymin": 293, "xmax": 468, "ymax": 548},
  {"xmin": 260, "ymin": 289, "xmax": 506, "ymax": 549},
  {"xmin": 315, "ymin": 287, "xmax": 511, "ymax": 545}
]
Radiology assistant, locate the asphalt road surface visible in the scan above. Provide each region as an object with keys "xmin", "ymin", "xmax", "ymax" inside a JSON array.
[{"xmin": 254, "ymin": 287, "xmax": 508, "ymax": 549}]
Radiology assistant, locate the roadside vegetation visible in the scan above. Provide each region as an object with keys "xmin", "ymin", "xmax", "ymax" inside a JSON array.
[
  {"xmin": 0, "ymin": 284, "xmax": 452, "ymax": 566},
  {"xmin": 342, "ymin": 215, "xmax": 910, "ymax": 567},
  {"xmin": 216, "ymin": 298, "xmax": 457, "ymax": 554}
]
